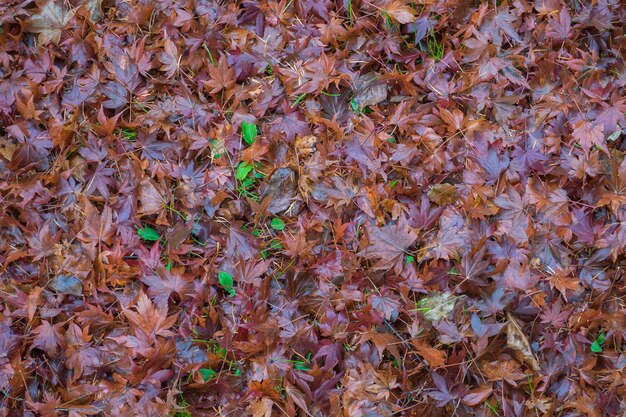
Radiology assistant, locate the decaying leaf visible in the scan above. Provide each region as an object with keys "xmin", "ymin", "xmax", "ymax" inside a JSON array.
[
  {"xmin": 416, "ymin": 293, "xmax": 461, "ymax": 322},
  {"xmin": 427, "ymin": 183, "xmax": 459, "ymax": 205},
  {"xmin": 49, "ymin": 274, "xmax": 83, "ymax": 296},
  {"xmin": 261, "ymin": 168, "xmax": 300, "ymax": 215},
  {"xmin": 352, "ymin": 72, "xmax": 388, "ymax": 110},
  {"xmin": 29, "ymin": 1, "xmax": 75, "ymax": 45},
  {"xmin": 506, "ymin": 312, "xmax": 541, "ymax": 372},
  {"xmin": 2, "ymin": 0, "xmax": 625, "ymax": 414}
]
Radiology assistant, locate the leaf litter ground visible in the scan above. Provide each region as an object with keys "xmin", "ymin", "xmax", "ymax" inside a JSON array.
[{"xmin": 0, "ymin": 1, "xmax": 625, "ymax": 416}]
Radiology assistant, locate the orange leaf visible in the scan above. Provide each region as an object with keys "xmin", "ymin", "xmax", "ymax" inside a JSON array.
[{"xmin": 411, "ymin": 339, "xmax": 447, "ymax": 368}]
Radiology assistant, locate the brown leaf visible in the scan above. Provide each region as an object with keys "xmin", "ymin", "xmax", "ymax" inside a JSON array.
[
  {"xmin": 427, "ymin": 183, "xmax": 459, "ymax": 205},
  {"xmin": 506, "ymin": 312, "xmax": 540, "ymax": 372},
  {"xmin": 462, "ymin": 385, "xmax": 493, "ymax": 406},
  {"xmin": 411, "ymin": 339, "xmax": 447, "ymax": 368},
  {"xmin": 384, "ymin": 1, "xmax": 416, "ymax": 24},
  {"xmin": 359, "ymin": 215, "xmax": 418, "ymax": 274},
  {"xmin": 352, "ymin": 72, "xmax": 388, "ymax": 109},
  {"xmin": 29, "ymin": 1, "xmax": 75, "ymax": 45},
  {"xmin": 248, "ymin": 398, "xmax": 274, "ymax": 417}
]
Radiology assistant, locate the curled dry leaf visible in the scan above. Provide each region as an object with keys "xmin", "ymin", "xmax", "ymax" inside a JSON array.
[
  {"xmin": 352, "ymin": 72, "xmax": 388, "ymax": 110},
  {"xmin": 261, "ymin": 167, "xmax": 300, "ymax": 215},
  {"xmin": 506, "ymin": 312, "xmax": 541, "ymax": 372}
]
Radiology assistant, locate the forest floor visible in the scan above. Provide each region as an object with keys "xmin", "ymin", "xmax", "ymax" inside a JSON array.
[{"xmin": 0, "ymin": 1, "xmax": 625, "ymax": 416}]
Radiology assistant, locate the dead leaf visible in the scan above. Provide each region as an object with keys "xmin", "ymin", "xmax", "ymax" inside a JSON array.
[
  {"xmin": 411, "ymin": 339, "xmax": 447, "ymax": 368},
  {"xmin": 352, "ymin": 72, "xmax": 388, "ymax": 109},
  {"xmin": 384, "ymin": 1, "xmax": 417, "ymax": 24},
  {"xmin": 506, "ymin": 312, "xmax": 541, "ymax": 372},
  {"xmin": 29, "ymin": 1, "xmax": 75, "ymax": 45},
  {"xmin": 428, "ymin": 183, "xmax": 459, "ymax": 205}
]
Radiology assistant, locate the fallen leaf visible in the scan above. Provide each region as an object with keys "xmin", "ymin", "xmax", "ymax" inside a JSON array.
[
  {"xmin": 29, "ymin": 1, "xmax": 75, "ymax": 45},
  {"xmin": 506, "ymin": 312, "xmax": 540, "ymax": 372}
]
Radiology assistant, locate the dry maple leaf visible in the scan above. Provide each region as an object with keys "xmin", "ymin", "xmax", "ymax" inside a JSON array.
[
  {"xmin": 384, "ymin": 1, "xmax": 416, "ymax": 24},
  {"xmin": 159, "ymin": 38, "xmax": 180, "ymax": 78},
  {"xmin": 359, "ymin": 215, "xmax": 418, "ymax": 274},
  {"xmin": 124, "ymin": 292, "xmax": 178, "ymax": 338},
  {"xmin": 29, "ymin": 1, "xmax": 75, "ymax": 45},
  {"xmin": 427, "ymin": 183, "xmax": 459, "ymax": 205},
  {"xmin": 411, "ymin": 339, "xmax": 447, "ymax": 368}
]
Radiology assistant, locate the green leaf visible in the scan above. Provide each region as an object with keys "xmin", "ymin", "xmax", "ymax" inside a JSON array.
[
  {"xmin": 404, "ymin": 255, "xmax": 415, "ymax": 264},
  {"xmin": 199, "ymin": 368, "xmax": 217, "ymax": 381},
  {"xmin": 137, "ymin": 226, "xmax": 160, "ymax": 241},
  {"xmin": 241, "ymin": 177, "xmax": 255, "ymax": 189},
  {"xmin": 591, "ymin": 332, "xmax": 605, "ymax": 353},
  {"xmin": 294, "ymin": 361, "xmax": 310, "ymax": 371},
  {"xmin": 218, "ymin": 271, "xmax": 234, "ymax": 293},
  {"xmin": 350, "ymin": 98, "xmax": 359, "ymax": 113},
  {"xmin": 270, "ymin": 217, "xmax": 285, "ymax": 231},
  {"xmin": 242, "ymin": 122, "xmax": 257, "ymax": 145},
  {"xmin": 236, "ymin": 162, "xmax": 254, "ymax": 182}
]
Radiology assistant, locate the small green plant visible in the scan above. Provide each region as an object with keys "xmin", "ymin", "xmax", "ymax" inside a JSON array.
[
  {"xmin": 427, "ymin": 32, "xmax": 444, "ymax": 60},
  {"xmin": 234, "ymin": 162, "xmax": 263, "ymax": 201},
  {"xmin": 292, "ymin": 352, "xmax": 313, "ymax": 371},
  {"xmin": 172, "ymin": 396, "xmax": 192, "ymax": 417},
  {"xmin": 210, "ymin": 139, "xmax": 222, "ymax": 159},
  {"xmin": 199, "ymin": 368, "xmax": 217, "ymax": 381},
  {"xmin": 241, "ymin": 121, "xmax": 257, "ymax": 145},
  {"xmin": 120, "ymin": 128, "xmax": 137, "ymax": 141},
  {"xmin": 291, "ymin": 93, "xmax": 307, "ymax": 108},
  {"xmin": 261, "ymin": 239, "xmax": 284, "ymax": 259},
  {"xmin": 347, "ymin": 0, "xmax": 354, "ymax": 25},
  {"xmin": 350, "ymin": 98, "xmax": 359, "ymax": 113},
  {"xmin": 236, "ymin": 162, "xmax": 254, "ymax": 182},
  {"xmin": 527, "ymin": 375, "xmax": 534, "ymax": 396},
  {"xmin": 485, "ymin": 401, "xmax": 500, "ymax": 415},
  {"xmin": 270, "ymin": 218, "xmax": 285, "ymax": 231},
  {"xmin": 202, "ymin": 43, "xmax": 215, "ymax": 65},
  {"xmin": 218, "ymin": 271, "xmax": 236, "ymax": 296},
  {"xmin": 137, "ymin": 226, "xmax": 160, "ymax": 241},
  {"xmin": 591, "ymin": 332, "xmax": 606, "ymax": 353},
  {"xmin": 404, "ymin": 254, "xmax": 415, "ymax": 263}
]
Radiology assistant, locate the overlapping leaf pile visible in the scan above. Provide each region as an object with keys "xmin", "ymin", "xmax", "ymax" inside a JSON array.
[{"xmin": 0, "ymin": 0, "xmax": 625, "ymax": 416}]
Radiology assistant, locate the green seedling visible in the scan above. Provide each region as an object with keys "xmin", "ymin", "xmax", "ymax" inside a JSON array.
[
  {"xmin": 218, "ymin": 271, "xmax": 236, "ymax": 297},
  {"xmin": 591, "ymin": 332, "xmax": 606, "ymax": 353},
  {"xmin": 137, "ymin": 226, "xmax": 160, "ymax": 241},
  {"xmin": 241, "ymin": 121, "xmax": 257, "ymax": 145},
  {"xmin": 270, "ymin": 218, "xmax": 285, "ymax": 231},
  {"xmin": 427, "ymin": 32, "xmax": 444, "ymax": 61},
  {"xmin": 236, "ymin": 162, "xmax": 254, "ymax": 182},
  {"xmin": 291, "ymin": 93, "xmax": 307, "ymax": 108},
  {"xmin": 199, "ymin": 368, "xmax": 217, "ymax": 381},
  {"xmin": 120, "ymin": 128, "xmax": 137, "ymax": 140},
  {"xmin": 485, "ymin": 401, "xmax": 500, "ymax": 415}
]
